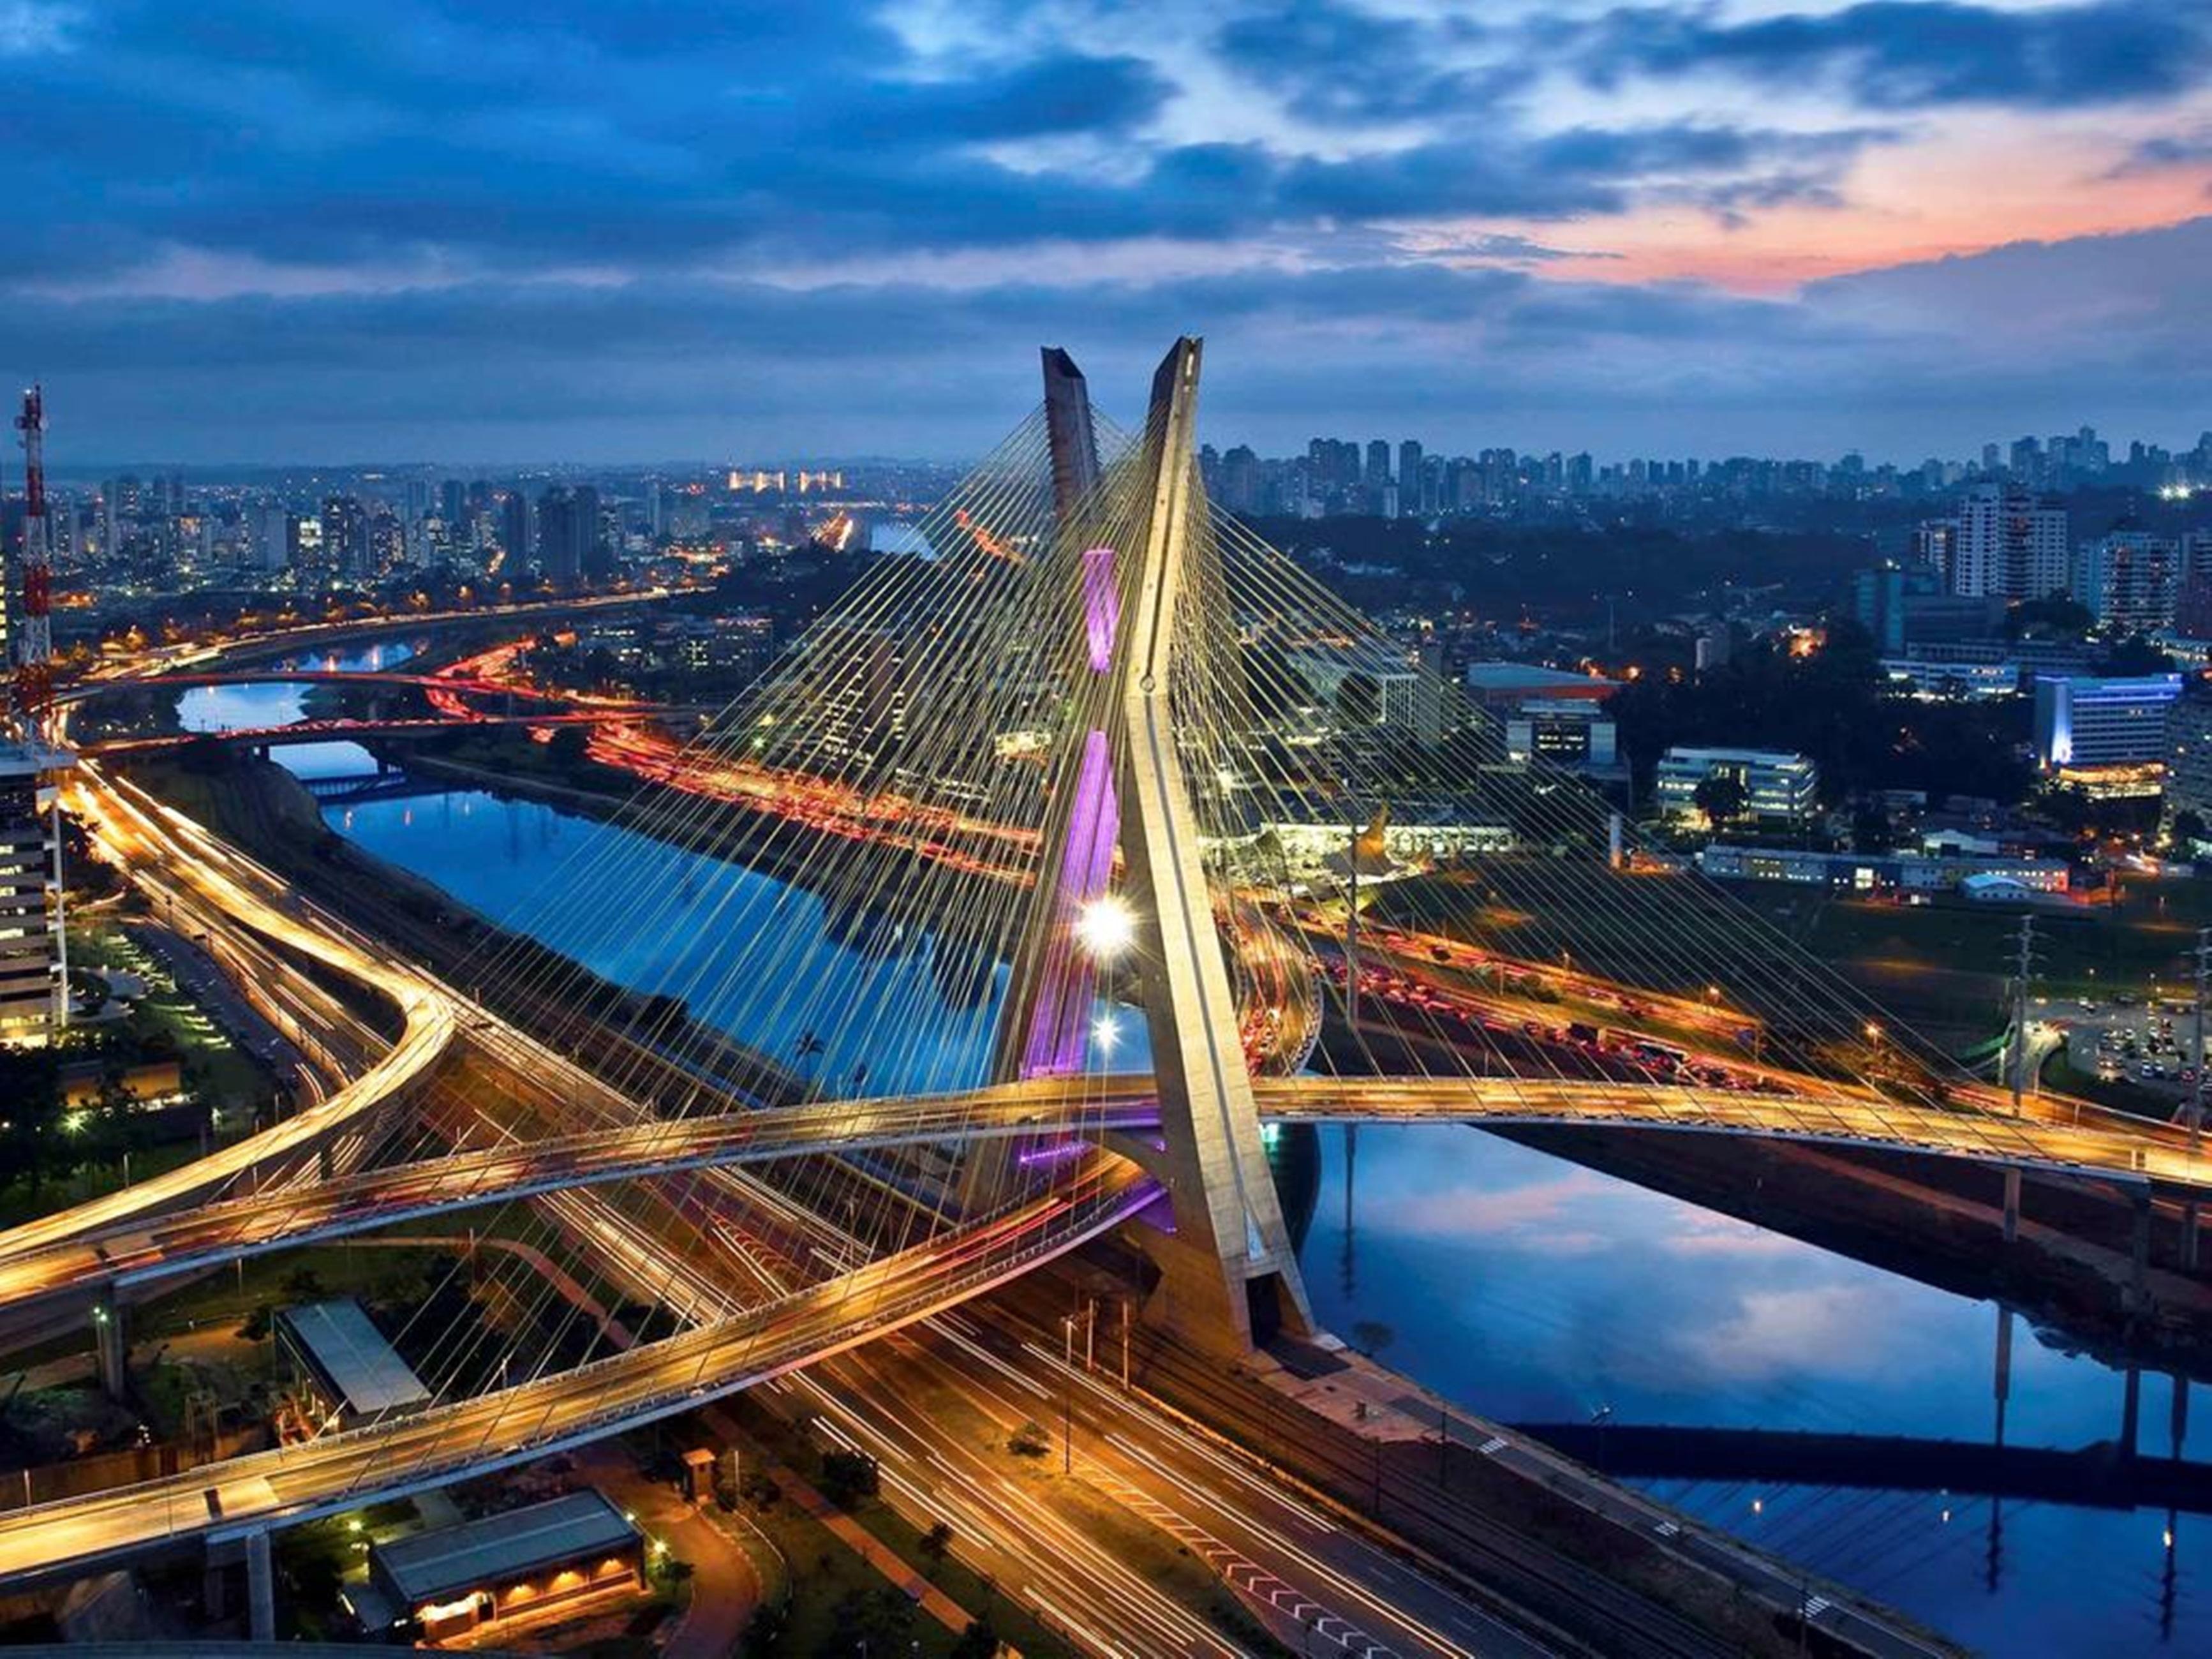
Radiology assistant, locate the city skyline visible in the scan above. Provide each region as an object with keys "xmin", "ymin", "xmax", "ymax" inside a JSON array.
[{"xmin": 2, "ymin": 1, "xmax": 2208, "ymax": 461}]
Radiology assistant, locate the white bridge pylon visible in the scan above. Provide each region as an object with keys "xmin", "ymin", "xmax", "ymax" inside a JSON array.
[{"xmin": 994, "ymin": 339, "xmax": 1312, "ymax": 1351}]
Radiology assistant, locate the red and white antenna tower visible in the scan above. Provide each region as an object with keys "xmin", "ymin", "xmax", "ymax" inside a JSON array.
[{"xmin": 14, "ymin": 385, "xmax": 53, "ymax": 740}]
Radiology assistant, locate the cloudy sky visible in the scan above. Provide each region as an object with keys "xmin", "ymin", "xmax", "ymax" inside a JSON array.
[{"xmin": 4, "ymin": 0, "xmax": 2209, "ymax": 464}]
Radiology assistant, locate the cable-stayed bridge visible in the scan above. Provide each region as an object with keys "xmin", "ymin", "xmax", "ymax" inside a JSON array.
[{"xmin": 8, "ymin": 341, "xmax": 2204, "ymax": 1647}]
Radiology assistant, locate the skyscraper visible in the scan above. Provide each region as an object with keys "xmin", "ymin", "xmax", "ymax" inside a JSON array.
[
  {"xmin": 498, "ymin": 489, "xmax": 531, "ymax": 567},
  {"xmin": 1397, "ymin": 440, "xmax": 1423, "ymax": 515},
  {"xmin": 537, "ymin": 485, "xmax": 600, "ymax": 586}
]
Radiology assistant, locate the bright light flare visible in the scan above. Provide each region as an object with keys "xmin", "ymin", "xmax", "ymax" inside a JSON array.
[
  {"xmin": 1092, "ymin": 1013, "xmax": 1120, "ymax": 1054},
  {"xmin": 1075, "ymin": 895, "xmax": 1136, "ymax": 961}
]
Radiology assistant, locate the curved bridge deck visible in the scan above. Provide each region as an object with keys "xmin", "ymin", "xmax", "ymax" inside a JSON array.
[{"xmin": 4, "ymin": 1071, "xmax": 2203, "ymax": 1317}]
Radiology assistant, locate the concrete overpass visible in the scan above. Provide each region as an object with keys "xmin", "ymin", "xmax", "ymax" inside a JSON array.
[{"xmin": 3, "ymin": 1069, "xmax": 2204, "ymax": 1321}]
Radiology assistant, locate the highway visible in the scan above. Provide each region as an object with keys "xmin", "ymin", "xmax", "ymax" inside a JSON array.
[
  {"xmin": 773, "ymin": 1313, "xmax": 1559, "ymax": 1659},
  {"xmin": 0, "ymin": 1159, "xmax": 1156, "ymax": 1586},
  {"xmin": 0, "ymin": 1081, "xmax": 1161, "ymax": 1304},
  {"xmin": 5, "ymin": 1059, "xmax": 2209, "ymax": 1316},
  {"xmin": 11, "ymin": 765, "xmax": 457, "ymax": 1254}
]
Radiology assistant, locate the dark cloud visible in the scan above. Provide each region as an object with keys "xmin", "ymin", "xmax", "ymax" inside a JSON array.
[
  {"xmin": 1576, "ymin": 1, "xmax": 2212, "ymax": 110},
  {"xmin": 1214, "ymin": 0, "xmax": 1503, "ymax": 125},
  {"xmin": 0, "ymin": 0, "xmax": 1915, "ymax": 285},
  {"xmin": 2108, "ymin": 126, "xmax": 2212, "ymax": 175},
  {"xmin": 10, "ymin": 219, "xmax": 2204, "ymax": 463},
  {"xmin": 3, "ymin": 3, "xmax": 2204, "ymax": 461}
]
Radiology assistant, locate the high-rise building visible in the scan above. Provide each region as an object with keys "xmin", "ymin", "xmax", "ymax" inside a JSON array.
[
  {"xmin": 2073, "ymin": 531, "xmax": 2179, "ymax": 634},
  {"xmin": 1362, "ymin": 440, "xmax": 1392, "ymax": 504},
  {"xmin": 1396, "ymin": 440, "xmax": 1423, "ymax": 515},
  {"xmin": 537, "ymin": 485, "xmax": 602, "ymax": 586},
  {"xmin": 0, "ymin": 747, "xmax": 61, "ymax": 1042},
  {"xmin": 1911, "ymin": 517, "xmax": 1959, "ymax": 586},
  {"xmin": 322, "ymin": 495, "xmax": 370, "ymax": 582},
  {"xmin": 250, "ymin": 505, "xmax": 292, "ymax": 574},
  {"xmin": 1951, "ymin": 484, "xmax": 2068, "ymax": 601},
  {"xmin": 497, "ymin": 490, "xmax": 531, "ymax": 567},
  {"xmin": 289, "ymin": 514, "xmax": 328, "ymax": 589},
  {"xmin": 1217, "ymin": 445, "xmax": 1259, "ymax": 514}
]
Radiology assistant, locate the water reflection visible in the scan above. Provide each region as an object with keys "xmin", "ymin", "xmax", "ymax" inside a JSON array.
[
  {"xmin": 1307, "ymin": 1122, "xmax": 2204, "ymax": 1655},
  {"xmin": 299, "ymin": 761, "xmax": 2200, "ymax": 1655},
  {"xmin": 173, "ymin": 640, "xmax": 419, "ymax": 740}
]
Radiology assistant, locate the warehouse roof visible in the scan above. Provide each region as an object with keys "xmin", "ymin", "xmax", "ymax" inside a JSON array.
[
  {"xmin": 274, "ymin": 1298, "xmax": 429, "ymax": 1417},
  {"xmin": 372, "ymin": 1491, "xmax": 641, "ymax": 1604}
]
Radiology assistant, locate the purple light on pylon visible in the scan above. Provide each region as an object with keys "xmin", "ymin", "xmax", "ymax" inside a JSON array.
[
  {"xmin": 1020, "ymin": 730, "xmax": 1120, "ymax": 1076},
  {"xmin": 1067, "ymin": 729, "xmax": 1118, "ymax": 900},
  {"xmin": 1016, "ymin": 545, "xmax": 1126, "ymax": 1077},
  {"xmin": 1082, "ymin": 546, "xmax": 1118, "ymax": 673},
  {"xmin": 1016, "ymin": 1139, "xmax": 1091, "ymax": 1168}
]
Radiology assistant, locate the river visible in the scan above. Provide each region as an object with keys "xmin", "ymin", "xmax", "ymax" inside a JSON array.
[{"xmin": 260, "ymin": 740, "xmax": 2202, "ymax": 1655}]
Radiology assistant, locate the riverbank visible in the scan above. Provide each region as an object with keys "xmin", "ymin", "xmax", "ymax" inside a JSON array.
[{"xmin": 342, "ymin": 743, "xmax": 2212, "ymax": 1378}]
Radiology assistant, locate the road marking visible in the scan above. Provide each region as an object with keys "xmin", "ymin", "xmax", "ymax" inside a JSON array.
[
  {"xmin": 1086, "ymin": 1468, "xmax": 1407, "ymax": 1658},
  {"xmin": 1478, "ymin": 1436, "xmax": 1506, "ymax": 1455}
]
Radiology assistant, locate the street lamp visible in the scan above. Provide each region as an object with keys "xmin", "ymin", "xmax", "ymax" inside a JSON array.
[{"xmin": 1074, "ymin": 895, "xmax": 1136, "ymax": 962}]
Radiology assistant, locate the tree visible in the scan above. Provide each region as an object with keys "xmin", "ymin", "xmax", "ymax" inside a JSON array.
[
  {"xmin": 818, "ymin": 1449, "xmax": 879, "ymax": 1508},
  {"xmin": 546, "ymin": 725, "xmax": 592, "ymax": 768},
  {"xmin": 2094, "ymin": 632, "xmax": 2176, "ymax": 676},
  {"xmin": 951, "ymin": 1617, "xmax": 1002, "ymax": 1659},
  {"xmin": 1691, "ymin": 773, "xmax": 1748, "ymax": 828},
  {"xmin": 919, "ymin": 1521, "xmax": 954, "ymax": 1570},
  {"xmin": 2173, "ymin": 809, "xmax": 2208, "ymax": 852}
]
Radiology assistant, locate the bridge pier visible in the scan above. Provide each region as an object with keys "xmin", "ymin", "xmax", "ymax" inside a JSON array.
[
  {"xmin": 93, "ymin": 1295, "xmax": 126, "ymax": 1401},
  {"xmin": 2001, "ymin": 1164, "xmax": 2021, "ymax": 1244},
  {"xmin": 2132, "ymin": 1187, "xmax": 2154, "ymax": 1316},
  {"xmin": 246, "ymin": 1527, "xmax": 276, "ymax": 1642}
]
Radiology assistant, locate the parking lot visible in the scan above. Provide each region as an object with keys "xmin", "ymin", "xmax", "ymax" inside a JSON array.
[{"xmin": 2049, "ymin": 992, "xmax": 2206, "ymax": 1108}]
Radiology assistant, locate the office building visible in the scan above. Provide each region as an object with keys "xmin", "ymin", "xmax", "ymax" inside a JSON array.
[
  {"xmin": 1655, "ymin": 747, "xmax": 1819, "ymax": 828},
  {"xmin": 2033, "ymin": 673, "xmax": 2182, "ymax": 794},
  {"xmin": 1951, "ymin": 484, "xmax": 2068, "ymax": 601},
  {"xmin": 1504, "ymin": 699, "xmax": 1623, "ymax": 779},
  {"xmin": 1697, "ymin": 843, "xmax": 2067, "ymax": 895},
  {"xmin": 0, "ymin": 746, "xmax": 63, "ymax": 1043}
]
